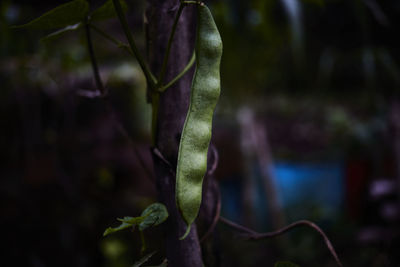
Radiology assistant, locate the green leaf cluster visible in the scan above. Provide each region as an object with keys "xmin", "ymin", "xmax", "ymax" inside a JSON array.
[{"xmin": 103, "ymin": 203, "xmax": 169, "ymax": 237}]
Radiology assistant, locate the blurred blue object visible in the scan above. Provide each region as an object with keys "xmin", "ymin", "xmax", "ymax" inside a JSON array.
[
  {"xmin": 220, "ymin": 175, "xmax": 243, "ymax": 223},
  {"xmin": 274, "ymin": 161, "xmax": 345, "ymax": 221},
  {"xmin": 220, "ymin": 161, "xmax": 345, "ymax": 229}
]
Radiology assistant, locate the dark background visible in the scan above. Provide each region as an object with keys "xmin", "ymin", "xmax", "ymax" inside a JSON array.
[{"xmin": 1, "ymin": 0, "xmax": 400, "ymax": 266}]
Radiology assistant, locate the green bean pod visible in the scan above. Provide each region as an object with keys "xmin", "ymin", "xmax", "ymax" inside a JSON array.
[{"xmin": 176, "ymin": 3, "xmax": 222, "ymax": 240}]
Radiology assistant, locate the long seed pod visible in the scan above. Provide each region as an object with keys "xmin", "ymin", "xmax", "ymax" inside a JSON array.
[{"xmin": 176, "ymin": 2, "xmax": 223, "ymax": 240}]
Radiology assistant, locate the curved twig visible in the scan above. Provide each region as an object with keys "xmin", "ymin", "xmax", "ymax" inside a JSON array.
[
  {"xmin": 158, "ymin": 2, "xmax": 186, "ymax": 86},
  {"xmin": 152, "ymin": 148, "xmax": 176, "ymax": 176},
  {"xmin": 159, "ymin": 51, "xmax": 196, "ymax": 92},
  {"xmin": 219, "ymin": 216, "xmax": 257, "ymax": 235},
  {"xmin": 207, "ymin": 144, "xmax": 219, "ymax": 176},
  {"xmin": 112, "ymin": 0, "xmax": 157, "ymax": 88},
  {"xmin": 219, "ymin": 217, "xmax": 343, "ymax": 267},
  {"xmin": 84, "ymin": 19, "xmax": 106, "ymax": 96}
]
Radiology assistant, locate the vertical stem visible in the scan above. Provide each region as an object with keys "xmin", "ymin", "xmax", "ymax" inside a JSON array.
[
  {"xmin": 152, "ymin": 2, "xmax": 185, "ymax": 146},
  {"xmin": 85, "ymin": 21, "xmax": 105, "ymax": 95},
  {"xmin": 112, "ymin": 0, "xmax": 157, "ymax": 89},
  {"xmin": 158, "ymin": 3, "xmax": 185, "ymax": 86},
  {"xmin": 151, "ymin": 92, "xmax": 160, "ymax": 146},
  {"xmin": 89, "ymin": 24, "xmax": 133, "ymax": 56},
  {"xmin": 146, "ymin": 1, "xmax": 202, "ymax": 266}
]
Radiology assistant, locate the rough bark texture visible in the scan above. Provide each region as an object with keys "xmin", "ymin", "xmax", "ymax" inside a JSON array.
[{"xmin": 145, "ymin": 1, "xmax": 203, "ymax": 266}]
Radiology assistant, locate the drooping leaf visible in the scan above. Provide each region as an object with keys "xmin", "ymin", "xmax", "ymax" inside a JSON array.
[
  {"xmin": 12, "ymin": 0, "xmax": 89, "ymax": 30},
  {"xmin": 103, "ymin": 221, "xmax": 133, "ymax": 237},
  {"xmin": 274, "ymin": 261, "xmax": 300, "ymax": 267},
  {"xmin": 132, "ymin": 251, "xmax": 156, "ymax": 267},
  {"xmin": 139, "ymin": 203, "xmax": 168, "ymax": 231},
  {"xmin": 40, "ymin": 23, "xmax": 82, "ymax": 42},
  {"xmin": 90, "ymin": 0, "xmax": 128, "ymax": 22}
]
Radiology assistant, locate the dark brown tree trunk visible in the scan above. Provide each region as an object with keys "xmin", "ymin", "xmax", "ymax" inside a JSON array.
[{"xmin": 145, "ymin": 1, "xmax": 203, "ymax": 266}]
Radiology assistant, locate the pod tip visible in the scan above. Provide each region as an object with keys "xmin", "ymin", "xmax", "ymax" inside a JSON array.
[{"xmin": 179, "ymin": 224, "xmax": 191, "ymax": 240}]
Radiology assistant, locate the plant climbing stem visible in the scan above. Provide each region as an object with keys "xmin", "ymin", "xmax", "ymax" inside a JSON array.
[
  {"xmin": 151, "ymin": 92, "xmax": 160, "ymax": 146},
  {"xmin": 157, "ymin": 3, "xmax": 185, "ymax": 87},
  {"xmin": 159, "ymin": 52, "xmax": 195, "ymax": 92},
  {"xmin": 89, "ymin": 24, "xmax": 133, "ymax": 56},
  {"xmin": 84, "ymin": 20, "xmax": 105, "ymax": 95},
  {"xmin": 157, "ymin": 1, "xmax": 200, "ymax": 90},
  {"xmin": 152, "ymin": 1, "xmax": 195, "ymax": 145},
  {"xmin": 147, "ymin": 0, "xmax": 204, "ymax": 264},
  {"xmin": 112, "ymin": 0, "xmax": 157, "ymax": 89}
]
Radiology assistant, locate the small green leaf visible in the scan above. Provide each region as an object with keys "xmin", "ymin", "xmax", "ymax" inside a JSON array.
[
  {"xmin": 103, "ymin": 221, "xmax": 133, "ymax": 237},
  {"xmin": 103, "ymin": 203, "xmax": 168, "ymax": 237},
  {"xmin": 132, "ymin": 251, "xmax": 156, "ymax": 267},
  {"xmin": 90, "ymin": 0, "xmax": 128, "ymax": 22},
  {"xmin": 139, "ymin": 203, "xmax": 168, "ymax": 231},
  {"xmin": 274, "ymin": 261, "xmax": 300, "ymax": 267},
  {"xmin": 12, "ymin": 0, "xmax": 89, "ymax": 30},
  {"xmin": 40, "ymin": 23, "xmax": 82, "ymax": 42}
]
